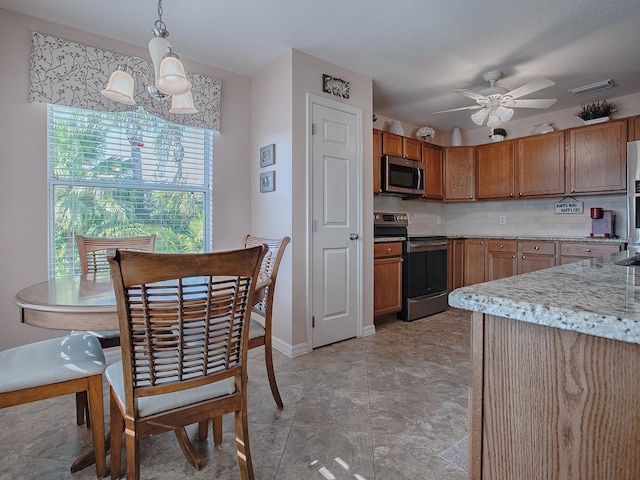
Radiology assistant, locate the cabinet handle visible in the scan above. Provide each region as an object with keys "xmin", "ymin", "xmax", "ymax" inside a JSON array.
[
  {"xmin": 499, "ymin": 244, "xmax": 504, "ymax": 248},
  {"xmin": 470, "ymin": 196, "xmax": 474, "ymax": 199},
  {"xmin": 480, "ymin": 241, "xmax": 484, "ymax": 245},
  {"xmin": 519, "ymin": 192, "xmax": 523, "ymax": 196},
  {"xmin": 386, "ymin": 247, "xmax": 392, "ymax": 252},
  {"xmin": 510, "ymin": 193, "xmax": 514, "ymax": 197},
  {"xmin": 571, "ymin": 189, "xmax": 575, "ymax": 193},
  {"xmin": 512, "ymin": 255, "xmax": 516, "ymax": 258},
  {"xmin": 522, "ymin": 256, "xmax": 526, "ymax": 259},
  {"xmin": 586, "ymin": 249, "xmax": 591, "ymax": 252},
  {"xmin": 534, "ymin": 246, "xmax": 540, "ymax": 250}
]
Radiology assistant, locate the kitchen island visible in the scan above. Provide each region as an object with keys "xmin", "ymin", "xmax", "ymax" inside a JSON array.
[{"xmin": 448, "ymin": 248, "xmax": 640, "ymax": 480}]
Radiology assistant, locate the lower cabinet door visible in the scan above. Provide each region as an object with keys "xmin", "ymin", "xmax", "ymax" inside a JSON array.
[{"xmin": 374, "ymin": 257, "xmax": 402, "ymax": 315}]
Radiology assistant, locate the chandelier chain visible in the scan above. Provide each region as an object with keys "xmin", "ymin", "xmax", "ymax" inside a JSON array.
[{"xmin": 155, "ymin": 0, "xmax": 166, "ymax": 32}]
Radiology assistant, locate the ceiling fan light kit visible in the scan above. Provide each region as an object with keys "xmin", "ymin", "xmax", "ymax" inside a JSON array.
[
  {"xmin": 433, "ymin": 70, "xmax": 557, "ymax": 128},
  {"xmin": 101, "ymin": 0, "xmax": 196, "ymax": 114}
]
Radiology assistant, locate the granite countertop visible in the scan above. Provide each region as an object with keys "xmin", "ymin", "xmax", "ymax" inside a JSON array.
[
  {"xmin": 448, "ymin": 247, "xmax": 640, "ymax": 345},
  {"xmin": 436, "ymin": 234, "xmax": 626, "ymax": 243}
]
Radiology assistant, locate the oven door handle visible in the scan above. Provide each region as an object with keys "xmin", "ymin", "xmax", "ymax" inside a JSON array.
[{"xmin": 406, "ymin": 241, "xmax": 448, "ymax": 253}]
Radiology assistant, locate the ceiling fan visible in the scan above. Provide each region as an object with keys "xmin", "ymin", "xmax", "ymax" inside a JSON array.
[{"xmin": 433, "ymin": 70, "xmax": 557, "ymax": 127}]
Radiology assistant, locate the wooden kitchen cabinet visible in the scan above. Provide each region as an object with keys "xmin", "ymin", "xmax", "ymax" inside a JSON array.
[
  {"xmin": 487, "ymin": 240, "xmax": 518, "ymax": 280},
  {"xmin": 373, "ymin": 129, "xmax": 382, "ymax": 194},
  {"xmin": 518, "ymin": 240, "xmax": 556, "ymax": 273},
  {"xmin": 447, "ymin": 238, "xmax": 465, "ymax": 292},
  {"xmin": 559, "ymin": 241, "xmax": 625, "ymax": 265},
  {"xmin": 517, "ymin": 131, "xmax": 565, "ymax": 197},
  {"xmin": 629, "ymin": 115, "xmax": 640, "ymax": 141},
  {"xmin": 422, "ymin": 143, "xmax": 443, "ymax": 199},
  {"xmin": 567, "ymin": 119, "xmax": 627, "ymax": 194},
  {"xmin": 381, "ymin": 131, "xmax": 421, "ymax": 161},
  {"xmin": 476, "ymin": 140, "xmax": 516, "ymax": 199},
  {"xmin": 443, "ymin": 146, "xmax": 476, "ymax": 201},
  {"xmin": 463, "ymin": 238, "xmax": 487, "ymax": 286},
  {"xmin": 374, "ymin": 242, "xmax": 403, "ymax": 315}
]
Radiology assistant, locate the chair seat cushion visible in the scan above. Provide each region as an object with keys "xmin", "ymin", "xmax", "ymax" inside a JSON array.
[
  {"xmin": 105, "ymin": 362, "xmax": 236, "ymax": 418},
  {"xmin": 0, "ymin": 334, "xmax": 106, "ymax": 393},
  {"xmin": 248, "ymin": 317, "xmax": 266, "ymax": 340}
]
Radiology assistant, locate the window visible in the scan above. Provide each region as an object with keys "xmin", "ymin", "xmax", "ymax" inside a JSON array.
[{"xmin": 48, "ymin": 105, "xmax": 213, "ymax": 277}]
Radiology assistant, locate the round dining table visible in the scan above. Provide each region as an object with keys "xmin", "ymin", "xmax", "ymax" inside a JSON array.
[
  {"xmin": 13, "ymin": 270, "xmax": 270, "ymax": 473},
  {"xmin": 14, "ymin": 271, "xmax": 270, "ymax": 331}
]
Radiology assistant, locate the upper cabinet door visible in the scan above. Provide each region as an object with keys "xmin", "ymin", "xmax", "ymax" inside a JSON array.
[
  {"xmin": 381, "ymin": 132, "xmax": 403, "ymax": 157},
  {"xmin": 517, "ymin": 131, "xmax": 565, "ymax": 197},
  {"xmin": 476, "ymin": 140, "xmax": 515, "ymax": 199},
  {"xmin": 373, "ymin": 129, "xmax": 382, "ymax": 195},
  {"xmin": 443, "ymin": 146, "xmax": 476, "ymax": 201},
  {"xmin": 568, "ymin": 119, "xmax": 627, "ymax": 194},
  {"xmin": 402, "ymin": 137, "xmax": 422, "ymax": 161},
  {"xmin": 422, "ymin": 143, "xmax": 443, "ymax": 199}
]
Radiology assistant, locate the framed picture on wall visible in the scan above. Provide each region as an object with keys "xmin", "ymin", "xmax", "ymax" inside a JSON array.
[
  {"xmin": 260, "ymin": 144, "xmax": 275, "ymax": 167},
  {"xmin": 260, "ymin": 171, "xmax": 275, "ymax": 193}
]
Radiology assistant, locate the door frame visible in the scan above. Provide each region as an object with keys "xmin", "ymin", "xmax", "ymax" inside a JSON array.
[{"xmin": 306, "ymin": 93, "xmax": 364, "ymax": 351}]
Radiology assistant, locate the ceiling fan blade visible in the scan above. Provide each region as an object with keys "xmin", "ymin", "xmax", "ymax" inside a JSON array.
[
  {"xmin": 432, "ymin": 105, "xmax": 483, "ymax": 114},
  {"xmin": 507, "ymin": 78, "xmax": 555, "ymax": 99},
  {"xmin": 452, "ymin": 89, "xmax": 487, "ymax": 102},
  {"xmin": 510, "ymin": 98, "xmax": 558, "ymax": 109}
]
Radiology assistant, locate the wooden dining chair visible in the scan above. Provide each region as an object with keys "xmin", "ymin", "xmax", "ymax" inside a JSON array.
[
  {"xmin": 243, "ymin": 234, "xmax": 290, "ymax": 407},
  {"xmin": 199, "ymin": 234, "xmax": 290, "ymax": 445},
  {"xmin": 74, "ymin": 234, "xmax": 156, "ymax": 426},
  {"xmin": 106, "ymin": 245, "xmax": 266, "ymax": 480},
  {"xmin": 0, "ymin": 334, "xmax": 107, "ymax": 478}
]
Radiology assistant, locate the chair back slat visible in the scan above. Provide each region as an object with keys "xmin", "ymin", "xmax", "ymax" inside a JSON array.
[
  {"xmin": 108, "ymin": 246, "xmax": 266, "ymax": 411},
  {"xmin": 76, "ymin": 235, "xmax": 156, "ymax": 275},
  {"xmin": 242, "ymin": 235, "xmax": 290, "ymax": 314}
]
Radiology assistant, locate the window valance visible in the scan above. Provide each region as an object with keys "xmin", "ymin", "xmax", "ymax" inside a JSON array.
[{"xmin": 30, "ymin": 32, "xmax": 221, "ymax": 132}]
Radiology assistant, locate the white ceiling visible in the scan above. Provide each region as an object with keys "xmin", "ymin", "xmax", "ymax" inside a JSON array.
[{"xmin": 3, "ymin": 0, "xmax": 640, "ymax": 132}]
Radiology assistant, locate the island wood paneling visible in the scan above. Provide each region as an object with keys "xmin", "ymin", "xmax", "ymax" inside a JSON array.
[{"xmin": 472, "ymin": 314, "xmax": 640, "ymax": 479}]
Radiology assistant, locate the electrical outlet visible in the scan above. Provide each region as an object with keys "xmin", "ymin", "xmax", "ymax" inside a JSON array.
[{"xmin": 499, "ymin": 215, "xmax": 506, "ymax": 225}]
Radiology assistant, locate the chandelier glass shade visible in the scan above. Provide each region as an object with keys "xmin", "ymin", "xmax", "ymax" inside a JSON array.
[{"xmin": 101, "ymin": 0, "xmax": 196, "ymax": 114}]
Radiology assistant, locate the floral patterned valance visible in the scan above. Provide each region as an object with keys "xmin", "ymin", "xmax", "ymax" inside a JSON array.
[{"xmin": 30, "ymin": 32, "xmax": 221, "ymax": 132}]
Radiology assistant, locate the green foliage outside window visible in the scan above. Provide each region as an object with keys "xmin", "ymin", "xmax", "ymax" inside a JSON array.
[{"xmin": 49, "ymin": 105, "xmax": 212, "ymax": 276}]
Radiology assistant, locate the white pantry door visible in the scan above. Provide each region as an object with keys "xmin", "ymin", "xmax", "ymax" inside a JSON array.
[{"xmin": 310, "ymin": 96, "xmax": 362, "ymax": 348}]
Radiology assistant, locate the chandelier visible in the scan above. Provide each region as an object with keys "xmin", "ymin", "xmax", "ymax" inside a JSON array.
[{"xmin": 101, "ymin": 0, "xmax": 197, "ymax": 114}]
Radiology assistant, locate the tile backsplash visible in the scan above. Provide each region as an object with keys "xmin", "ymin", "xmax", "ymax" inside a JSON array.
[{"xmin": 374, "ymin": 193, "xmax": 627, "ymax": 240}]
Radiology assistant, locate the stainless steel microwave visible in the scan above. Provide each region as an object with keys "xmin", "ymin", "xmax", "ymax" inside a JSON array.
[{"xmin": 381, "ymin": 154, "xmax": 424, "ymax": 196}]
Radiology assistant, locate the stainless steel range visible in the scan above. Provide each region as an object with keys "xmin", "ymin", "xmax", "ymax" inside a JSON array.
[
  {"xmin": 400, "ymin": 235, "xmax": 448, "ymax": 321},
  {"xmin": 373, "ymin": 212, "xmax": 448, "ymax": 322}
]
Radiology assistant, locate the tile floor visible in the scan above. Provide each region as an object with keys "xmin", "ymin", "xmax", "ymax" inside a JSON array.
[{"xmin": 0, "ymin": 308, "xmax": 471, "ymax": 480}]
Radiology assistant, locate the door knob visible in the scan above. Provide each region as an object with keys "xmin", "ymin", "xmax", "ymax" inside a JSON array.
[{"xmin": 349, "ymin": 233, "xmax": 359, "ymax": 240}]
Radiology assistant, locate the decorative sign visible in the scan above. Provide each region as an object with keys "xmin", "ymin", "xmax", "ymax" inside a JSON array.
[
  {"xmin": 554, "ymin": 200, "xmax": 584, "ymax": 214},
  {"xmin": 322, "ymin": 74, "xmax": 350, "ymax": 99}
]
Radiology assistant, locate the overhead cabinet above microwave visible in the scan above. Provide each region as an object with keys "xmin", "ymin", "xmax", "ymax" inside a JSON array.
[{"xmin": 381, "ymin": 132, "xmax": 421, "ymax": 161}]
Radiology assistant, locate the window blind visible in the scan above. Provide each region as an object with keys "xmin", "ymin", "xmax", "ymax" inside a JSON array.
[{"xmin": 48, "ymin": 105, "xmax": 213, "ymax": 277}]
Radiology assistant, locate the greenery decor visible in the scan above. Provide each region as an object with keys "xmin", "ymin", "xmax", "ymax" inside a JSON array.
[
  {"xmin": 490, "ymin": 127, "xmax": 507, "ymax": 137},
  {"xmin": 575, "ymin": 100, "xmax": 616, "ymax": 121}
]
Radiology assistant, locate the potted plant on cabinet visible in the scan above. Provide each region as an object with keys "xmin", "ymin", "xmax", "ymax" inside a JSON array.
[
  {"xmin": 489, "ymin": 127, "xmax": 507, "ymax": 142},
  {"xmin": 575, "ymin": 100, "xmax": 616, "ymax": 125}
]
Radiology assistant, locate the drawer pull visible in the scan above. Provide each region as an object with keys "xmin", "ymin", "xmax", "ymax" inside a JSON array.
[
  {"xmin": 386, "ymin": 247, "xmax": 392, "ymax": 252},
  {"xmin": 534, "ymin": 246, "xmax": 540, "ymax": 250},
  {"xmin": 586, "ymin": 249, "xmax": 591, "ymax": 253},
  {"xmin": 522, "ymin": 256, "xmax": 526, "ymax": 259},
  {"xmin": 499, "ymin": 244, "xmax": 503, "ymax": 248},
  {"xmin": 512, "ymin": 255, "xmax": 516, "ymax": 259}
]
